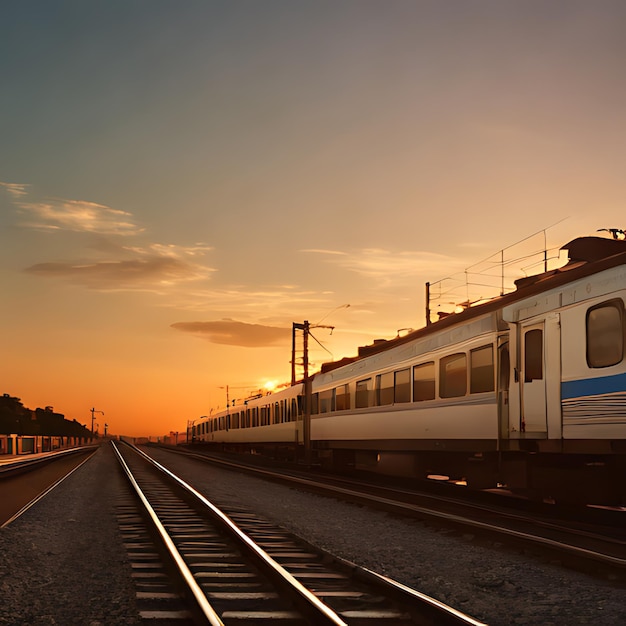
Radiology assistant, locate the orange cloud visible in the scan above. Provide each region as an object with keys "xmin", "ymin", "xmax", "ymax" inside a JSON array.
[
  {"xmin": 303, "ymin": 247, "xmax": 464, "ymax": 283},
  {"xmin": 24, "ymin": 255, "xmax": 213, "ymax": 290},
  {"xmin": 171, "ymin": 319, "xmax": 290, "ymax": 347}
]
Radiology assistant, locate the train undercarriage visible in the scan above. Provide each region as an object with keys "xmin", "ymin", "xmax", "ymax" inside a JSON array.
[{"xmin": 188, "ymin": 438, "xmax": 626, "ymax": 507}]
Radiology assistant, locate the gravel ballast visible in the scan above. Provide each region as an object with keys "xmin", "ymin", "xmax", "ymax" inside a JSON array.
[
  {"xmin": 1, "ymin": 444, "xmax": 625, "ymax": 625},
  {"xmin": 0, "ymin": 446, "xmax": 139, "ymax": 626},
  {"xmin": 146, "ymin": 447, "xmax": 626, "ymax": 626}
]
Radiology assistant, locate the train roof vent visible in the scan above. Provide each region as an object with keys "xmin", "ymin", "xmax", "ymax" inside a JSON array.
[{"xmin": 561, "ymin": 235, "xmax": 626, "ymax": 263}]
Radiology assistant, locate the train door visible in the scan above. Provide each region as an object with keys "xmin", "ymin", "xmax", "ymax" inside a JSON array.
[
  {"xmin": 497, "ymin": 334, "xmax": 510, "ymax": 440},
  {"xmin": 520, "ymin": 322, "xmax": 548, "ymax": 435}
]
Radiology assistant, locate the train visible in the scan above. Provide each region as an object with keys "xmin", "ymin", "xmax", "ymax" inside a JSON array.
[{"xmin": 191, "ymin": 234, "xmax": 626, "ymax": 505}]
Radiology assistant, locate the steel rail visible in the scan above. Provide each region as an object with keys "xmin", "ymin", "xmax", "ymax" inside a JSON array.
[
  {"xmin": 142, "ymin": 444, "xmax": 488, "ymax": 626},
  {"xmin": 121, "ymin": 441, "xmax": 349, "ymax": 626},
  {"xmin": 167, "ymin": 448, "xmax": 626, "ymax": 570},
  {"xmin": 290, "ymin": 480, "xmax": 626, "ymax": 569},
  {"xmin": 1, "ymin": 449, "xmax": 97, "ymax": 528},
  {"xmin": 359, "ymin": 567, "xmax": 487, "ymax": 626},
  {"xmin": 0, "ymin": 446, "xmax": 98, "ymax": 473},
  {"xmin": 112, "ymin": 441, "xmax": 224, "ymax": 626}
]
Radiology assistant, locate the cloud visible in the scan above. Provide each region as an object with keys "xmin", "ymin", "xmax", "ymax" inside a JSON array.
[
  {"xmin": 0, "ymin": 181, "xmax": 29, "ymax": 198},
  {"xmin": 16, "ymin": 199, "xmax": 142, "ymax": 235},
  {"xmin": 1, "ymin": 180, "xmax": 142, "ymax": 235},
  {"xmin": 24, "ymin": 253, "xmax": 215, "ymax": 290},
  {"xmin": 171, "ymin": 319, "xmax": 290, "ymax": 348},
  {"xmin": 126, "ymin": 242, "xmax": 213, "ymax": 258},
  {"xmin": 303, "ymin": 247, "xmax": 465, "ymax": 282},
  {"xmin": 162, "ymin": 283, "xmax": 334, "ymax": 319},
  {"xmin": 300, "ymin": 248, "xmax": 348, "ymax": 256},
  {"xmin": 4, "ymin": 181, "xmax": 217, "ymax": 291}
]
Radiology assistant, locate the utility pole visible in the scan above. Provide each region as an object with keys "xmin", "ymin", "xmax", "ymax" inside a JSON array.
[
  {"xmin": 90, "ymin": 407, "xmax": 104, "ymax": 434},
  {"xmin": 187, "ymin": 419, "xmax": 195, "ymax": 443},
  {"xmin": 292, "ymin": 305, "xmax": 349, "ymax": 467},
  {"xmin": 292, "ymin": 321, "xmax": 311, "ymax": 465}
]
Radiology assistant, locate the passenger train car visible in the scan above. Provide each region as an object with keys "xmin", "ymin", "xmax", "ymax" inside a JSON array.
[{"xmin": 192, "ymin": 235, "xmax": 626, "ymax": 504}]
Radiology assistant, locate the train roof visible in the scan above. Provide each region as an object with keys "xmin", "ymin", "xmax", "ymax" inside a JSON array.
[{"xmin": 320, "ymin": 235, "xmax": 626, "ymax": 374}]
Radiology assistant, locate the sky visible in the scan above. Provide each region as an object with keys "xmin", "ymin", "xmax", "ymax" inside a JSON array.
[{"xmin": 2, "ymin": 1, "xmax": 626, "ymax": 437}]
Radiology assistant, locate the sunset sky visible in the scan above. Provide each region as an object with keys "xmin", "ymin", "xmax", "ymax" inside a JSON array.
[{"xmin": 2, "ymin": 2, "xmax": 626, "ymax": 437}]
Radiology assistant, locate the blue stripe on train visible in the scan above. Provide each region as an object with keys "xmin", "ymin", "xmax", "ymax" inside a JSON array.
[{"xmin": 561, "ymin": 371, "xmax": 626, "ymax": 400}]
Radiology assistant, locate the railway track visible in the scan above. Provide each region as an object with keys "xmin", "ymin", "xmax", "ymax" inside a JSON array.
[
  {"xmin": 152, "ymin": 446, "xmax": 626, "ymax": 580},
  {"xmin": 113, "ymin": 440, "xmax": 485, "ymax": 625},
  {"xmin": 0, "ymin": 447, "xmax": 96, "ymax": 527}
]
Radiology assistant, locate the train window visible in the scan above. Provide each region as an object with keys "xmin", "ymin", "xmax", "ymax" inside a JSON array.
[
  {"xmin": 498, "ymin": 341, "xmax": 510, "ymax": 390},
  {"xmin": 524, "ymin": 329, "xmax": 543, "ymax": 381},
  {"xmin": 376, "ymin": 372, "xmax": 394, "ymax": 406},
  {"xmin": 587, "ymin": 300, "xmax": 624, "ymax": 368},
  {"xmin": 356, "ymin": 378, "xmax": 373, "ymax": 408},
  {"xmin": 335, "ymin": 384, "xmax": 350, "ymax": 411},
  {"xmin": 470, "ymin": 345, "xmax": 495, "ymax": 393},
  {"xmin": 394, "ymin": 368, "xmax": 411, "ymax": 403},
  {"xmin": 311, "ymin": 393, "xmax": 319, "ymax": 415},
  {"xmin": 319, "ymin": 389, "xmax": 335, "ymax": 413},
  {"xmin": 413, "ymin": 362, "xmax": 435, "ymax": 401},
  {"xmin": 440, "ymin": 353, "xmax": 467, "ymax": 398}
]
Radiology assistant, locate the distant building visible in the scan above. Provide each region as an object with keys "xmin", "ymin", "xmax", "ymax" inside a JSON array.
[{"xmin": 0, "ymin": 393, "xmax": 92, "ymax": 438}]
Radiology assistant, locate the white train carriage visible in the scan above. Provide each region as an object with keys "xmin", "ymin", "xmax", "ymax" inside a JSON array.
[
  {"xmin": 309, "ymin": 311, "xmax": 502, "ymax": 479},
  {"xmin": 194, "ymin": 235, "xmax": 626, "ymax": 504},
  {"xmin": 194, "ymin": 382, "xmax": 302, "ymax": 448}
]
